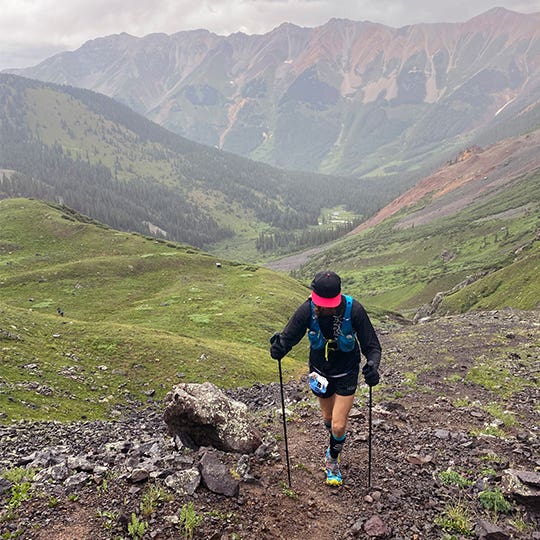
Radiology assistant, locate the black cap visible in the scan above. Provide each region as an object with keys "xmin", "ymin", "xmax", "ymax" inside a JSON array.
[{"xmin": 310, "ymin": 271, "xmax": 342, "ymax": 307}]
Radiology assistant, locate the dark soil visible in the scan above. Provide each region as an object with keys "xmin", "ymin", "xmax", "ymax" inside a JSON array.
[{"xmin": 1, "ymin": 309, "xmax": 539, "ymax": 539}]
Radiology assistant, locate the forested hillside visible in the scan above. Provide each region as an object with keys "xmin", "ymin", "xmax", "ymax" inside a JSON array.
[{"xmin": 0, "ymin": 74, "xmax": 408, "ymax": 256}]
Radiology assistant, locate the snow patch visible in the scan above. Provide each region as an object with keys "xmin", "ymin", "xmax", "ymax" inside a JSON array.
[
  {"xmin": 144, "ymin": 221, "xmax": 167, "ymax": 238},
  {"xmin": 495, "ymin": 98, "xmax": 515, "ymax": 116}
]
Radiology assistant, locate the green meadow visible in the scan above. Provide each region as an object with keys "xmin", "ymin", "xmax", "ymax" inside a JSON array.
[{"xmin": 0, "ymin": 198, "xmax": 309, "ymax": 421}]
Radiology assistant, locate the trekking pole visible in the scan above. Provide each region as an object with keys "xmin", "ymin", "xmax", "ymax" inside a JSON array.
[
  {"xmin": 367, "ymin": 385, "xmax": 373, "ymax": 489},
  {"xmin": 278, "ymin": 357, "xmax": 292, "ymax": 487}
]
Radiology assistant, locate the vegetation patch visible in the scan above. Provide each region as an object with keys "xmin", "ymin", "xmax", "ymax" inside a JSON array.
[
  {"xmin": 478, "ymin": 488, "xmax": 513, "ymax": 515},
  {"xmin": 434, "ymin": 501, "xmax": 473, "ymax": 536}
]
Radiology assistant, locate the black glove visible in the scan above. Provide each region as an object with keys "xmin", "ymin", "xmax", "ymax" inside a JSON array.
[
  {"xmin": 362, "ymin": 361, "xmax": 380, "ymax": 387},
  {"xmin": 270, "ymin": 333, "xmax": 287, "ymax": 360}
]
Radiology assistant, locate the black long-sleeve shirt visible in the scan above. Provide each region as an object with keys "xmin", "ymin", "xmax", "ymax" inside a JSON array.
[{"xmin": 279, "ymin": 295, "xmax": 382, "ymax": 378}]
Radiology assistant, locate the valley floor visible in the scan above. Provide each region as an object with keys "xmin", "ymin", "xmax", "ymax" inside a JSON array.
[{"xmin": 1, "ymin": 309, "xmax": 539, "ymax": 539}]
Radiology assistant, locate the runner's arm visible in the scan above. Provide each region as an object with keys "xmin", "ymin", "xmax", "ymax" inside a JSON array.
[
  {"xmin": 352, "ymin": 302, "xmax": 382, "ymax": 368},
  {"xmin": 276, "ymin": 300, "xmax": 311, "ymax": 355}
]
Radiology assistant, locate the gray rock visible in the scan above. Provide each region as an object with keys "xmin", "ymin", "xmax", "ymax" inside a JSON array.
[
  {"xmin": 93, "ymin": 465, "xmax": 109, "ymax": 476},
  {"xmin": 351, "ymin": 517, "xmax": 365, "ymax": 536},
  {"xmin": 64, "ymin": 472, "xmax": 90, "ymax": 492},
  {"xmin": 67, "ymin": 456, "xmax": 94, "ymax": 472},
  {"xmin": 49, "ymin": 464, "xmax": 71, "ymax": 482},
  {"xmin": 513, "ymin": 470, "xmax": 540, "ymax": 487},
  {"xmin": 128, "ymin": 468, "xmax": 150, "ymax": 483},
  {"xmin": 254, "ymin": 435, "xmax": 279, "ymax": 461},
  {"xmin": 199, "ymin": 450, "xmax": 239, "ymax": 497},
  {"xmin": 236, "ymin": 454, "xmax": 250, "ymax": 478},
  {"xmin": 501, "ymin": 469, "xmax": 540, "ymax": 509},
  {"xmin": 0, "ymin": 477, "xmax": 12, "ymax": 496},
  {"xmin": 164, "ymin": 382, "xmax": 262, "ymax": 453},
  {"xmin": 18, "ymin": 449, "xmax": 56, "ymax": 468},
  {"xmin": 104, "ymin": 440, "xmax": 132, "ymax": 454},
  {"xmin": 364, "ymin": 515, "xmax": 390, "ymax": 537},
  {"xmin": 475, "ymin": 519, "xmax": 511, "ymax": 540},
  {"xmin": 164, "ymin": 469, "xmax": 201, "ymax": 496}
]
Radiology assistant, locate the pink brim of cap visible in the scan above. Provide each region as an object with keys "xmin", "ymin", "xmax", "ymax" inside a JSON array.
[{"xmin": 311, "ymin": 292, "xmax": 342, "ymax": 308}]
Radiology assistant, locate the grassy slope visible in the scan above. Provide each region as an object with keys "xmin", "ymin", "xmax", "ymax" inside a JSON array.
[
  {"xmin": 296, "ymin": 171, "xmax": 540, "ymax": 315},
  {"xmin": 439, "ymin": 241, "xmax": 540, "ymax": 312},
  {"xmin": 0, "ymin": 198, "xmax": 310, "ymax": 422}
]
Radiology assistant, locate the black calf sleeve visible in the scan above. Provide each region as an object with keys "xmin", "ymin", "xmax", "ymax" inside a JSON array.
[{"xmin": 329, "ymin": 432, "xmax": 346, "ymax": 459}]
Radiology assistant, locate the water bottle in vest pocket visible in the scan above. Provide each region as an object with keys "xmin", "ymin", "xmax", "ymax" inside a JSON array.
[
  {"xmin": 308, "ymin": 329, "xmax": 325, "ymax": 350},
  {"xmin": 337, "ymin": 332, "xmax": 355, "ymax": 352}
]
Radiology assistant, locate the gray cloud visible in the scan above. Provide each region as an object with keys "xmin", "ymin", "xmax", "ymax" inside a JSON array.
[{"xmin": 2, "ymin": 0, "xmax": 540, "ymax": 70}]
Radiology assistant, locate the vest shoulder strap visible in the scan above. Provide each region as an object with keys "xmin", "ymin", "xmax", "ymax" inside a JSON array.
[
  {"xmin": 309, "ymin": 300, "xmax": 319, "ymax": 331},
  {"xmin": 342, "ymin": 295, "xmax": 353, "ymax": 334}
]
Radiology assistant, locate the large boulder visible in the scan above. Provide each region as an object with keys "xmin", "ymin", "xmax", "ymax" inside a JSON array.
[{"xmin": 163, "ymin": 382, "xmax": 262, "ymax": 454}]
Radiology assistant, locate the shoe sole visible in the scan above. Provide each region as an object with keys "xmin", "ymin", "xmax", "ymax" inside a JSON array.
[
  {"xmin": 325, "ymin": 477, "xmax": 343, "ymax": 486},
  {"xmin": 324, "ymin": 466, "xmax": 343, "ymax": 486}
]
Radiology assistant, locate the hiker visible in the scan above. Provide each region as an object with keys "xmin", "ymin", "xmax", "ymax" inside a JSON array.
[{"xmin": 270, "ymin": 271, "xmax": 381, "ymax": 486}]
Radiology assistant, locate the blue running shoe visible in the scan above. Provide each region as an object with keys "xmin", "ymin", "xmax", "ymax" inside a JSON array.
[{"xmin": 324, "ymin": 448, "xmax": 342, "ymax": 486}]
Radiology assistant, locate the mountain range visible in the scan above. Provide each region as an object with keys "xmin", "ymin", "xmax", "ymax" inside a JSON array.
[
  {"xmin": 1, "ymin": 9, "xmax": 539, "ymax": 537},
  {"xmin": 8, "ymin": 8, "xmax": 540, "ymax": 177},
  {"xmin": 2, "ymin": 73, "xmax": 398, "ymax": 256}
]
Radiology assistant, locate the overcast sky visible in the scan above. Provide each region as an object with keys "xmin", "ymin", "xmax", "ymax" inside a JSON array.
[{"xmin": 2, "ymin": 0, "xmax": 540, "ymax": 71}]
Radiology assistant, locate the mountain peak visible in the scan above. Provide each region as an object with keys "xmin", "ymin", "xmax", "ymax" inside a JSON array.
[
  {"xmin": 172, "ymin": 28, "xmax": 213, "ymax": 37},
  {"xmin": 469, "ymin": 6, "xmax": 531, "ymax": 22}
]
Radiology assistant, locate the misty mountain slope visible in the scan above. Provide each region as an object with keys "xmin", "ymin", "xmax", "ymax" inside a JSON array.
[
  {"xmin": 9, "ymin": 8, "xmax": 540, "ymax": 177},
  {"xmin": 0, "ymin": 73, "xmax": 399, "ymax": 255},
  {"xmin": 350, "ymin": 129, "xmax": 540, "ymax": 234}
]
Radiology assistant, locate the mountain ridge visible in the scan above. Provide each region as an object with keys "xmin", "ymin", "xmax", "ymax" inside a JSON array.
[{"xmin": 8, "ymin": 9, "xmax": 540, "ymax": 175}]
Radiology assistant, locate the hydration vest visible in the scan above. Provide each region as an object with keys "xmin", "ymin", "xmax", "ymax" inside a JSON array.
[{"xmin": 308, "ymin": 295, "xmax": 356, "ymax": 358}]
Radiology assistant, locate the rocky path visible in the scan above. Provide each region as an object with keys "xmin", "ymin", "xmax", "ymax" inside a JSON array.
[{"xmin": 1, "ymin": 310, "xmax": 539, "ymax": 539}]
